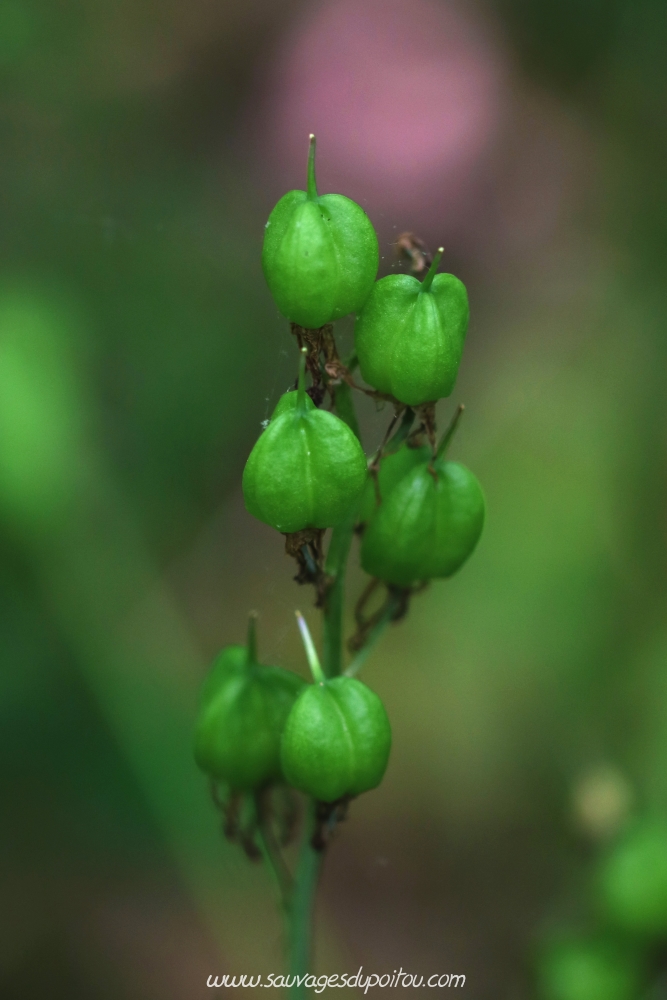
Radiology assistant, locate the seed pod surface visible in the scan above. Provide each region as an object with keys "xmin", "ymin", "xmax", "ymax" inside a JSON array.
[
  {"xmin": 361, "ymin": 457, "xmax": 484, "ymax": 587},
  {"xmin": 281, "ymin": 676, "xmax": 391, "ymax": 802},
  {"xmin": 358, "ymin": 443, "xmax": 431, "ymax": 524},
  {"xmin": 194, "ymin": 642, "xmax": 304, "ymax": 791},
  {"xmin": 355, "ymin": 251, "xmax": 469, "ymax": 406},
  {"xmin": 262, "ymin": 137, "xmax": 378, "ymax": 329},
  {"xmin": 242, "ymin": 388, "xmax": 368, "ymax": 534}
]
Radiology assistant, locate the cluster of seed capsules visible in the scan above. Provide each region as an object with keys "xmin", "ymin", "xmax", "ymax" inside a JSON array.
[{"xmin": 194, "ymin": 136, "xmax": 485, "ymax": 823}]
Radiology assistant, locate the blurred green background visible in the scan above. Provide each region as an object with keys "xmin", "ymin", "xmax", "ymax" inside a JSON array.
[{"xmin": 2, "ymin": 0, "xmax": 667, "ymax": 996}]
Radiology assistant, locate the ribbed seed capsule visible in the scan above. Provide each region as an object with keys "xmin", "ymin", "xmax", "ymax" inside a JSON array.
[
  {"xmin": 262, "ymin": 135, "xmax": 379, "ymax": 329},
  {"xmin": 280, "ymin": 614, "xmax": 391, "ymax": 803},
  {"xmin": 194, "ymin": 618, "xmax": 304, "ymax": 792},
  {"xmin": 354, "ymin": 249, "xmax": 469, "ymax": 406},
  {"xmin": 357, "ymin": 443, "xmax": 431, "ymax": 524},
  {"xmin": 281, "ymin": 676, "xmax": 391, "ymax": 803},
  {"xmin": 360, "ymin": 433, "xmax": 484, "ymax": 587},
  {"xmin": 242, "ymin": 352, "xmax": 368, "ymax": 533}
]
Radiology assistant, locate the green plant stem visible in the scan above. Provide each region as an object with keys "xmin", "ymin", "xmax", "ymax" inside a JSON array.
[
  {"xmin": 288, "ymin": 520, "xmax": 352, "ymax": 994},
  {"xmin": 288, "ymin": 340, "xmax": 361, "ymax": 995},
  {"xmin": 322, "ymin": 518, "xmax": 355, "ymax": 678},
  {"xmin": 289, "ymin": 799, "xmax": 323, "ymax": 997},
  {"xmin": 254, "ymin": 797, "xmax": 292, "ymax": 916},
  {"xmin": 288, "ymin": 518, "xmax": 354, "ymax": 994},
  {"xmin": 436, "ymin": 403, "xmax": 464, "ymax": 458},
  {"xmin": 345, "ymin": 592, "xmax": 402, "ymax": 678}
]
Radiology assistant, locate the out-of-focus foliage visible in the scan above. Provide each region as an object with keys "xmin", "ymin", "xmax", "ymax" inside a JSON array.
[
  {"xmin": 536, "ymin": 935, "xmax": 644, "ymax": 1000},
  {"xmin": 0, "ymin": 288, "xmax": 87, "ymax": 529}
]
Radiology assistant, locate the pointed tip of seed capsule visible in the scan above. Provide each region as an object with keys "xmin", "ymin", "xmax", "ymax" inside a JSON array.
[
  {"xmin": 246, "ymin": 610, "xmax": 259, "ymax": 662},
  {"xmin": 295, "ymin": 611, "xmax": 326, "ymax": 684},
  {"xmin": 296, "ymin": 346, "xmax": 308, "ymax": 411},
  {"xmin": 307, "ymin": 135, "xmax": 318, "ymax": 200},
  {"xmin": 421, "ymin": 247, "xmax": 444, "ymax": 292}
]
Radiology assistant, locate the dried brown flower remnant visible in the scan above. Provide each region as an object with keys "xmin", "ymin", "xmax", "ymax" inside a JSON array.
[{"xmin": 395, "ymin": 232, "xmax": 432, "ymax": 276}]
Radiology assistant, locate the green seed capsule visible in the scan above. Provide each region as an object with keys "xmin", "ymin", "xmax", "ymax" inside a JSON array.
[
  {"xmin": 262, "ymin": 135, "xmax": 379, "ymax": 329},
  {"xmin": 360, "ymin": 443, "xmax": 484, "ymax": 587},
  {"xmin": 242, "ymin": 352, "xmax": 368, "ymax": 534},
  {"xmin": 194, "ymin": 618, "xmax": 304, "ymax": 792},
  {"xmin": 597, "ymin": 820, "xmax": 667, "ymax": 937},
  {"xmin": 358, "ymin": 443, "xmax": 431, "ymax": 524},
  {"xmin": 281, "ymin": 676, "xmax": 391, "ymax": 802},
  {"xmin": 536, "ymin": 937, "xmax": 643, "ymax": 1000},
  {"xmin": 280, "ymin": 613, "xmax": 391, "ymax": 803},
  {"xmin": 354, "ymin": 248, "xmax": 469, "ymax": 406}
]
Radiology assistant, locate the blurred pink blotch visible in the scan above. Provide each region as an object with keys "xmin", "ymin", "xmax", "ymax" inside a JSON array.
[{"xmin": 257, "ymin": 0, "xmax": 507, "ymax": 233}]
